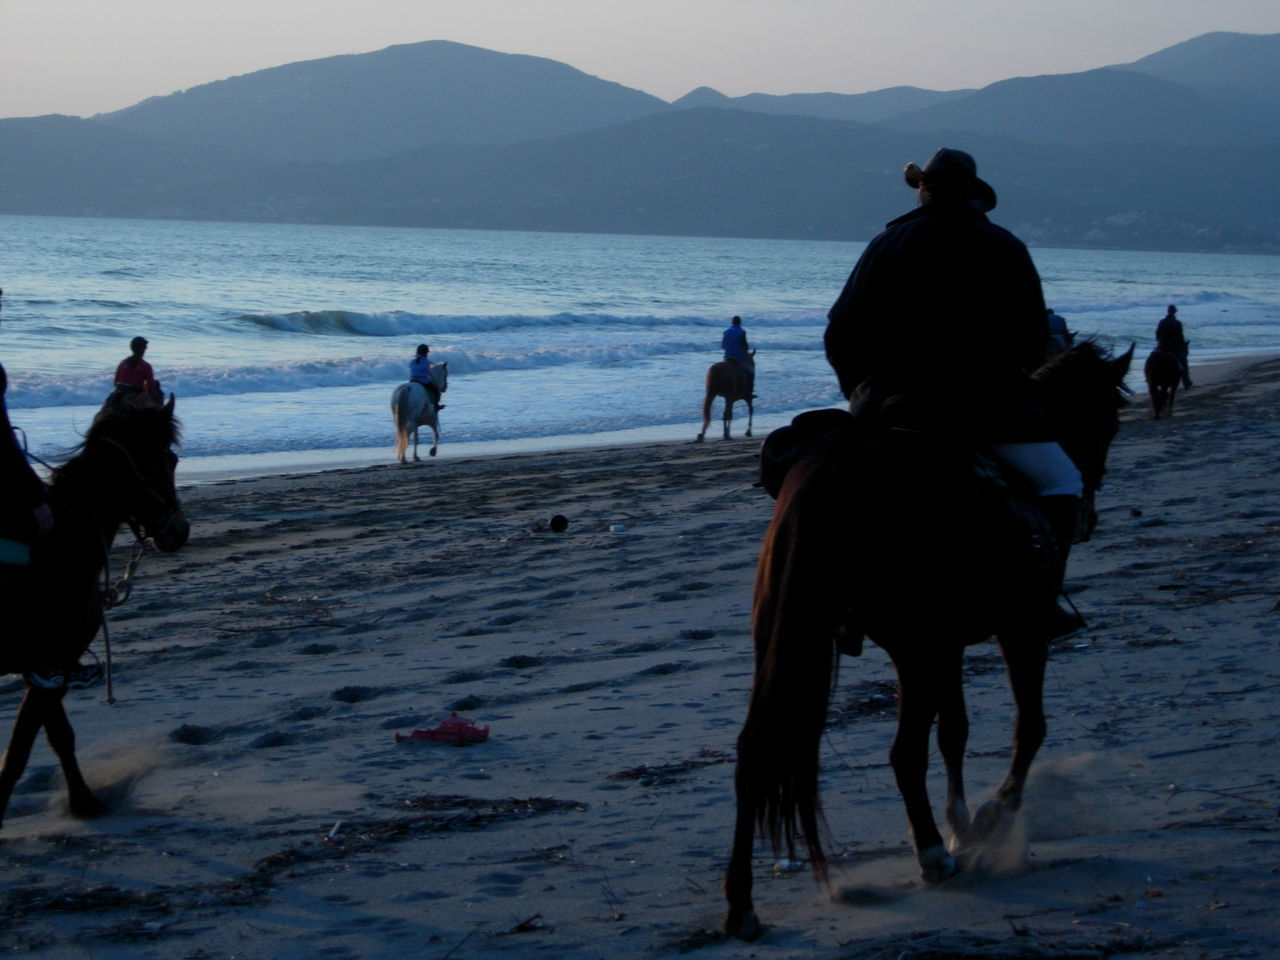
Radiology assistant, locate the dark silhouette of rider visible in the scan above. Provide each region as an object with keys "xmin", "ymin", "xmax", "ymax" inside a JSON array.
[
  {"xmin": 1156, "ymin": 305, "xmax": 1192, "ymax": 388},
  {"xmin": 113, "ymin": 336, "xmax": 162, "ymax": 402},
  {"xmin": 826, "ymin": 147, "xmax": 1083, "ymax": 640}
]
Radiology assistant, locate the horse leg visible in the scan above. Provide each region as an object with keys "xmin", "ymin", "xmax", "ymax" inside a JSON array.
[
  {"xmin": 935, "ymin": 646, "xmax": 973, "ymax": 852},
  {"xmin": 971, "ymin": 634, "xmax": 1048, "ymax": 842},
  {"xmin": 724, "ymin": 764, "xmax": 765, "ymax": 941},
  {"xmin": 0, "ymin": 687, "xmax": 47, "ymax": 829},
  {"xmin": 41, "ymin": 693, "xmax": 105, "ymax": 819},
  {"xmin": 411, "ymin": 425, "xmax": 421, "ymax": 462},
  {"xmin": 887, "ymin": 648, "xmax": 958, "ymax": 883},
  {"xmin": 428, "ymin": 418, "xmax": 439, "ymax": 458},
  {"xmin": 722, "ymin": 398, "xmax": 733, "ymax": 440},
  {"xmin": 697, "ymin": 388, "xmax": 714, "ymax": 441},
  {"xmin": 744, "ymin": 396, "xmax": 754, "ymax": 439}
]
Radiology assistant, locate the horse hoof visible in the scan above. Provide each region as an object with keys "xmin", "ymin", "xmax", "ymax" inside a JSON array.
[
  {"xmin": 918, "ymin": 844, "xmax": 959, "ymax": 884},
  {"xmin": 429, "ymin": 448, "xmax": 438, "ymax": 457},
  {"xmin": 724, "ymin": 908, "xmax": 764, "ymax": 941},
  {"xmin": 971, "ymin": 800, "xmax": 1014, "ymax": 843},
  {"xmin": 70, "ymin": 793, "xmax": 108, "ymax": 820}
]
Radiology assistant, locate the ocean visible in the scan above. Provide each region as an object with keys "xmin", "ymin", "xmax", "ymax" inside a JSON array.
[{"xmin": 2, "ymin": 214, "xmax": 1277, "ymax": 481}]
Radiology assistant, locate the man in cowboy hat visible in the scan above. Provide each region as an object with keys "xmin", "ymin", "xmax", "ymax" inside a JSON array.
[{"xmin": 825, "ymin": 148, "xmax": 1084, "ymax": 639}]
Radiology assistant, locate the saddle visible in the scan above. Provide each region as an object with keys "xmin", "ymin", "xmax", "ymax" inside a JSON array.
[{"xmin": 758, "ymin": 405, "xmax": 1061, "ymax": 640}]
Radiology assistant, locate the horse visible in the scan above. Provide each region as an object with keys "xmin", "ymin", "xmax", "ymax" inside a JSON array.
[
  {"xmin": 723, "ymin": 341, "xmax": 1133, "ymax": 940},
  {"xmin": 1144, "ymin": 348, "xmax": 1182, "ymax": 419},
  {"xmin": 0, "ymin": 397, "xmax": 189, "ymax": 829},
  {"xmin": 698, "ymin": 352, "xmax": 755, "ymax": 441},
  {"xmin": 391, "ymin": 363, "xmax": 449, "ymax": 463}
]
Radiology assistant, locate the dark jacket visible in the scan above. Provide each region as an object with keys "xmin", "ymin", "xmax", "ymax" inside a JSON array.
[
  {"xmin": 825, "ymin": 197, "xmax": 1051, "ymax": 442},
  {"xmin": 1156, "ymin": 314, "xmax": 1187, "ymax": 353}
]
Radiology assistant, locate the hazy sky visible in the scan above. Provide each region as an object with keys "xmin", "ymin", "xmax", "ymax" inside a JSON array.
[{"xmin": 3, "ymin": 0, "xmax": 1278, "ymax": 119}]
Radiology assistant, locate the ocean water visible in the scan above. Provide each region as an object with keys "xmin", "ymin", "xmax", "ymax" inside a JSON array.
[{"xmin": 2, "ymin": 214, "xmax": 1277, "ymax": 480}]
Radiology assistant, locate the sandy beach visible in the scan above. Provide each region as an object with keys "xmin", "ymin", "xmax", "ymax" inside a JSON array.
[{"xmin": 2, "ymin": 354, "xmax": 1278, "ymax": 960}]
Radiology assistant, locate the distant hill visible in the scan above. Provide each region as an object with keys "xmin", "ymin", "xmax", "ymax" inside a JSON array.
[
  {"xmin": 96, "ymin": 40, "xmax": 670, "ymax": 163},
  {"xmin": 0, "ymin": 115, "xmax": 259, "ymax": 215},
  {"xmin": 3, "ymin": 32, "xmax": 1279, "ymax": 252},
  {"xmin": 671, "ymin": 85, "xmax": 972, "ymax": 124},
  {"xmin": 881, "ymin": 67, "xmax": 1276, "ymax": 146},
  {"xmin": 1114, "ymin": 30, "xmax": 1280, "ymax": 104},
  {"xmin": 5, "ymin": 107, "xmax": 1276, "ymax": 253}
]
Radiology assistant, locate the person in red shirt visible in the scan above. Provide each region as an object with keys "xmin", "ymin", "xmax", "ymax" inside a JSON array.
[{"xmin": 113, "ymin": 336, "xmax": 161, "ymax": 402}]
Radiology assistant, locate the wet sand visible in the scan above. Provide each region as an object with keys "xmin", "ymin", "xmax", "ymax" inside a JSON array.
[{"xmin": 1, "ymin": 354, "xmax": 1277, "ymax": 959}]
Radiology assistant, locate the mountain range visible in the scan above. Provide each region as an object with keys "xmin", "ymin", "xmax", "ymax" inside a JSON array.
[{"xmin": 2, "ymin": 32, "xmax": 1278, "ymax": 252}]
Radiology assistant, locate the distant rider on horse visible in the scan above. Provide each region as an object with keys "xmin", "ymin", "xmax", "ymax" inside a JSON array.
[
  {"xmin": 410, "ymin": 344, "xmax": 444, "ymax": 410},
  {"xmin": 1155, "ymin": 304, "xmax": 1192, "ymax": 389},
  {"xmin": 721, "ymin": 316, "xmax": 756, "ymax": 398},
  {"xmin": 113, "ymin": 336, "xmax": 162, "ymax": 403},
  {"xmin": 825, "ymin": 147, "xmax": 1083, "ymax": 640}
]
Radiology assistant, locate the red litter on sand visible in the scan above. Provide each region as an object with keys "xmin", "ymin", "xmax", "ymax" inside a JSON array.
[{"xmin": 395, "ymin": 712, "xmax": 490, "ymax": 745}]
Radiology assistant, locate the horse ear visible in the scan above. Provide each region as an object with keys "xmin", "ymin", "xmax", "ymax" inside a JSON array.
[
  {"xmin": 164, "ymin": 394, "xmax": 176, "ymax": 415},
  {"xmin": 1114, "ymin": 342, "xmax": 1135, "ymax": 377}
]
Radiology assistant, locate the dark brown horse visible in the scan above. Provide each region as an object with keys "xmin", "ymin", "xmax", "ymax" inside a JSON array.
[
  {"xmin": 1144, "ymin": 348, "xmax": 1182, "ymax": 419},
  {"xmin": 724, "ymin": 341, "xmax": 1133, "ymax": 939},
  {"xmin": 0, "ymin": 398, "xmax": 189, "ymax": 829},
  {"xmin": 698, "ymin": 353, "xmax": 755, "ymax": 441}
]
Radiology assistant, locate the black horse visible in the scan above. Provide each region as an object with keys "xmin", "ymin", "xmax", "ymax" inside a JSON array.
[
  {"xmin": 0, "ymin": 397, "xmax": 189, "ymax": 828},
  {"xmin": 724, "ymin": 341, "xmax": 1133, "ymax": 939},
  {"xmin": 1144, "ymin": 348, "xmax": 1182, "ymax": 419}
]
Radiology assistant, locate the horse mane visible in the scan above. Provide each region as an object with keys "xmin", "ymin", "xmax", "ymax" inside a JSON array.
[
  {"xmin": 53, "ymin": 404, "xmax": 182, "ymax": 479},
  {"xmin": 1033, "ymin": 338, "xmax": 1132, "ymax": 405}
]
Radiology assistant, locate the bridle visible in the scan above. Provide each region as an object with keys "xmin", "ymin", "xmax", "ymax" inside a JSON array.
[{"xmin": 95, "ymin": 435, "xmax": 183, "ymax": 546}]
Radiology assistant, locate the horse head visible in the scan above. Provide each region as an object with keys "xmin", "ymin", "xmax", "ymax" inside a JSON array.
[
  {"xmin": 78, "ymin": 395, "xmax": 190, "ymax": 552},
  {"xmin": 1035, "ymin": 340, "xmax": 1133, "ymax": 541},
  {"xmin": 433, "ymin": 362, "xmax": 449, "ymax": 395}
]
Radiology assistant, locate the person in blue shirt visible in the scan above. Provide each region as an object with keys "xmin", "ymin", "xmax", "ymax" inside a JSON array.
[
  {"xmin": 721, "ymin": 316, "xmax": 755, "ymax": 397},
  {"xmin": 409, "ymin": 344, "xmax": 444, "ymax": 409},
  {"xmin": 1045, "ymin": 308, "xmax": 1074, "ymax": 355}
]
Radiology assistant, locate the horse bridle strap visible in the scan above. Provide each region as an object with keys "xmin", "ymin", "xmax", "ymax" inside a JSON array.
[{"xmin": 96, "ymin": 436, "xmax": 178, "ymax": 535}]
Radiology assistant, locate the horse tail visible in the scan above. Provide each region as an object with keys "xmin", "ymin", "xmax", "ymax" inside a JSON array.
[
  {"xmin": 392, "ymin": 386, "xmax": 411, "ymax": 458},
  {"xmin": 734, "ymin": 456, "xmax": 847, "ymax": 879}
]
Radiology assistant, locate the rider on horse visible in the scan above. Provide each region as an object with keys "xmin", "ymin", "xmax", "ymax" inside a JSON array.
[
  {"xmin": 1156, "ymin": 305, "xmax": 1193, "ymax": 389},
  {"xmin": 721, "ymin": 316, "xmax": 756, "ymax": 398},
  {"xmin": 410, "ymin": 344, "xmax": 445, "ymax": 410},
  {"xmin": 825, "ymin": 147, "xmax": 1083, "ymax": 640},
  {"xmin": 112, "ymin": 336, "xmax": 163, "ymax": 403}
]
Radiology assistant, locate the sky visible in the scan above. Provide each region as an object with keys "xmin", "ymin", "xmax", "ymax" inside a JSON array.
[{"xmin": 3, "ymin": 0, "xmax": 1279, "ymax": 119}]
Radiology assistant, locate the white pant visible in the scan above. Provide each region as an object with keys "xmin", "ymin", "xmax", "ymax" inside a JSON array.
[{"xmin": 986, "ymin": 442, "xmax": 1083, "ymax": 498}]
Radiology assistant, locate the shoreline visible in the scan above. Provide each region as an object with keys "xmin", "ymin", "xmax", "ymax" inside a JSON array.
[
  {"xmin": 1, "ymin": 353, "xmax": 1277, "ymax": 958},
  {"xmin": 174, "ymin": 351, "xmax": 1278, "ymax": 486}
]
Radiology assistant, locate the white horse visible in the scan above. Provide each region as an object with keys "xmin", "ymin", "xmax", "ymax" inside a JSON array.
[{"xmin": 391, "ymin": 363, "xmax": 449, "ymax": 462}]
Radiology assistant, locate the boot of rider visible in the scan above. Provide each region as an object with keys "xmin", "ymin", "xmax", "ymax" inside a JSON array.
[{"xmin": 1033, "ymin": 494, "xmax": 1086, "ymax": 641}]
